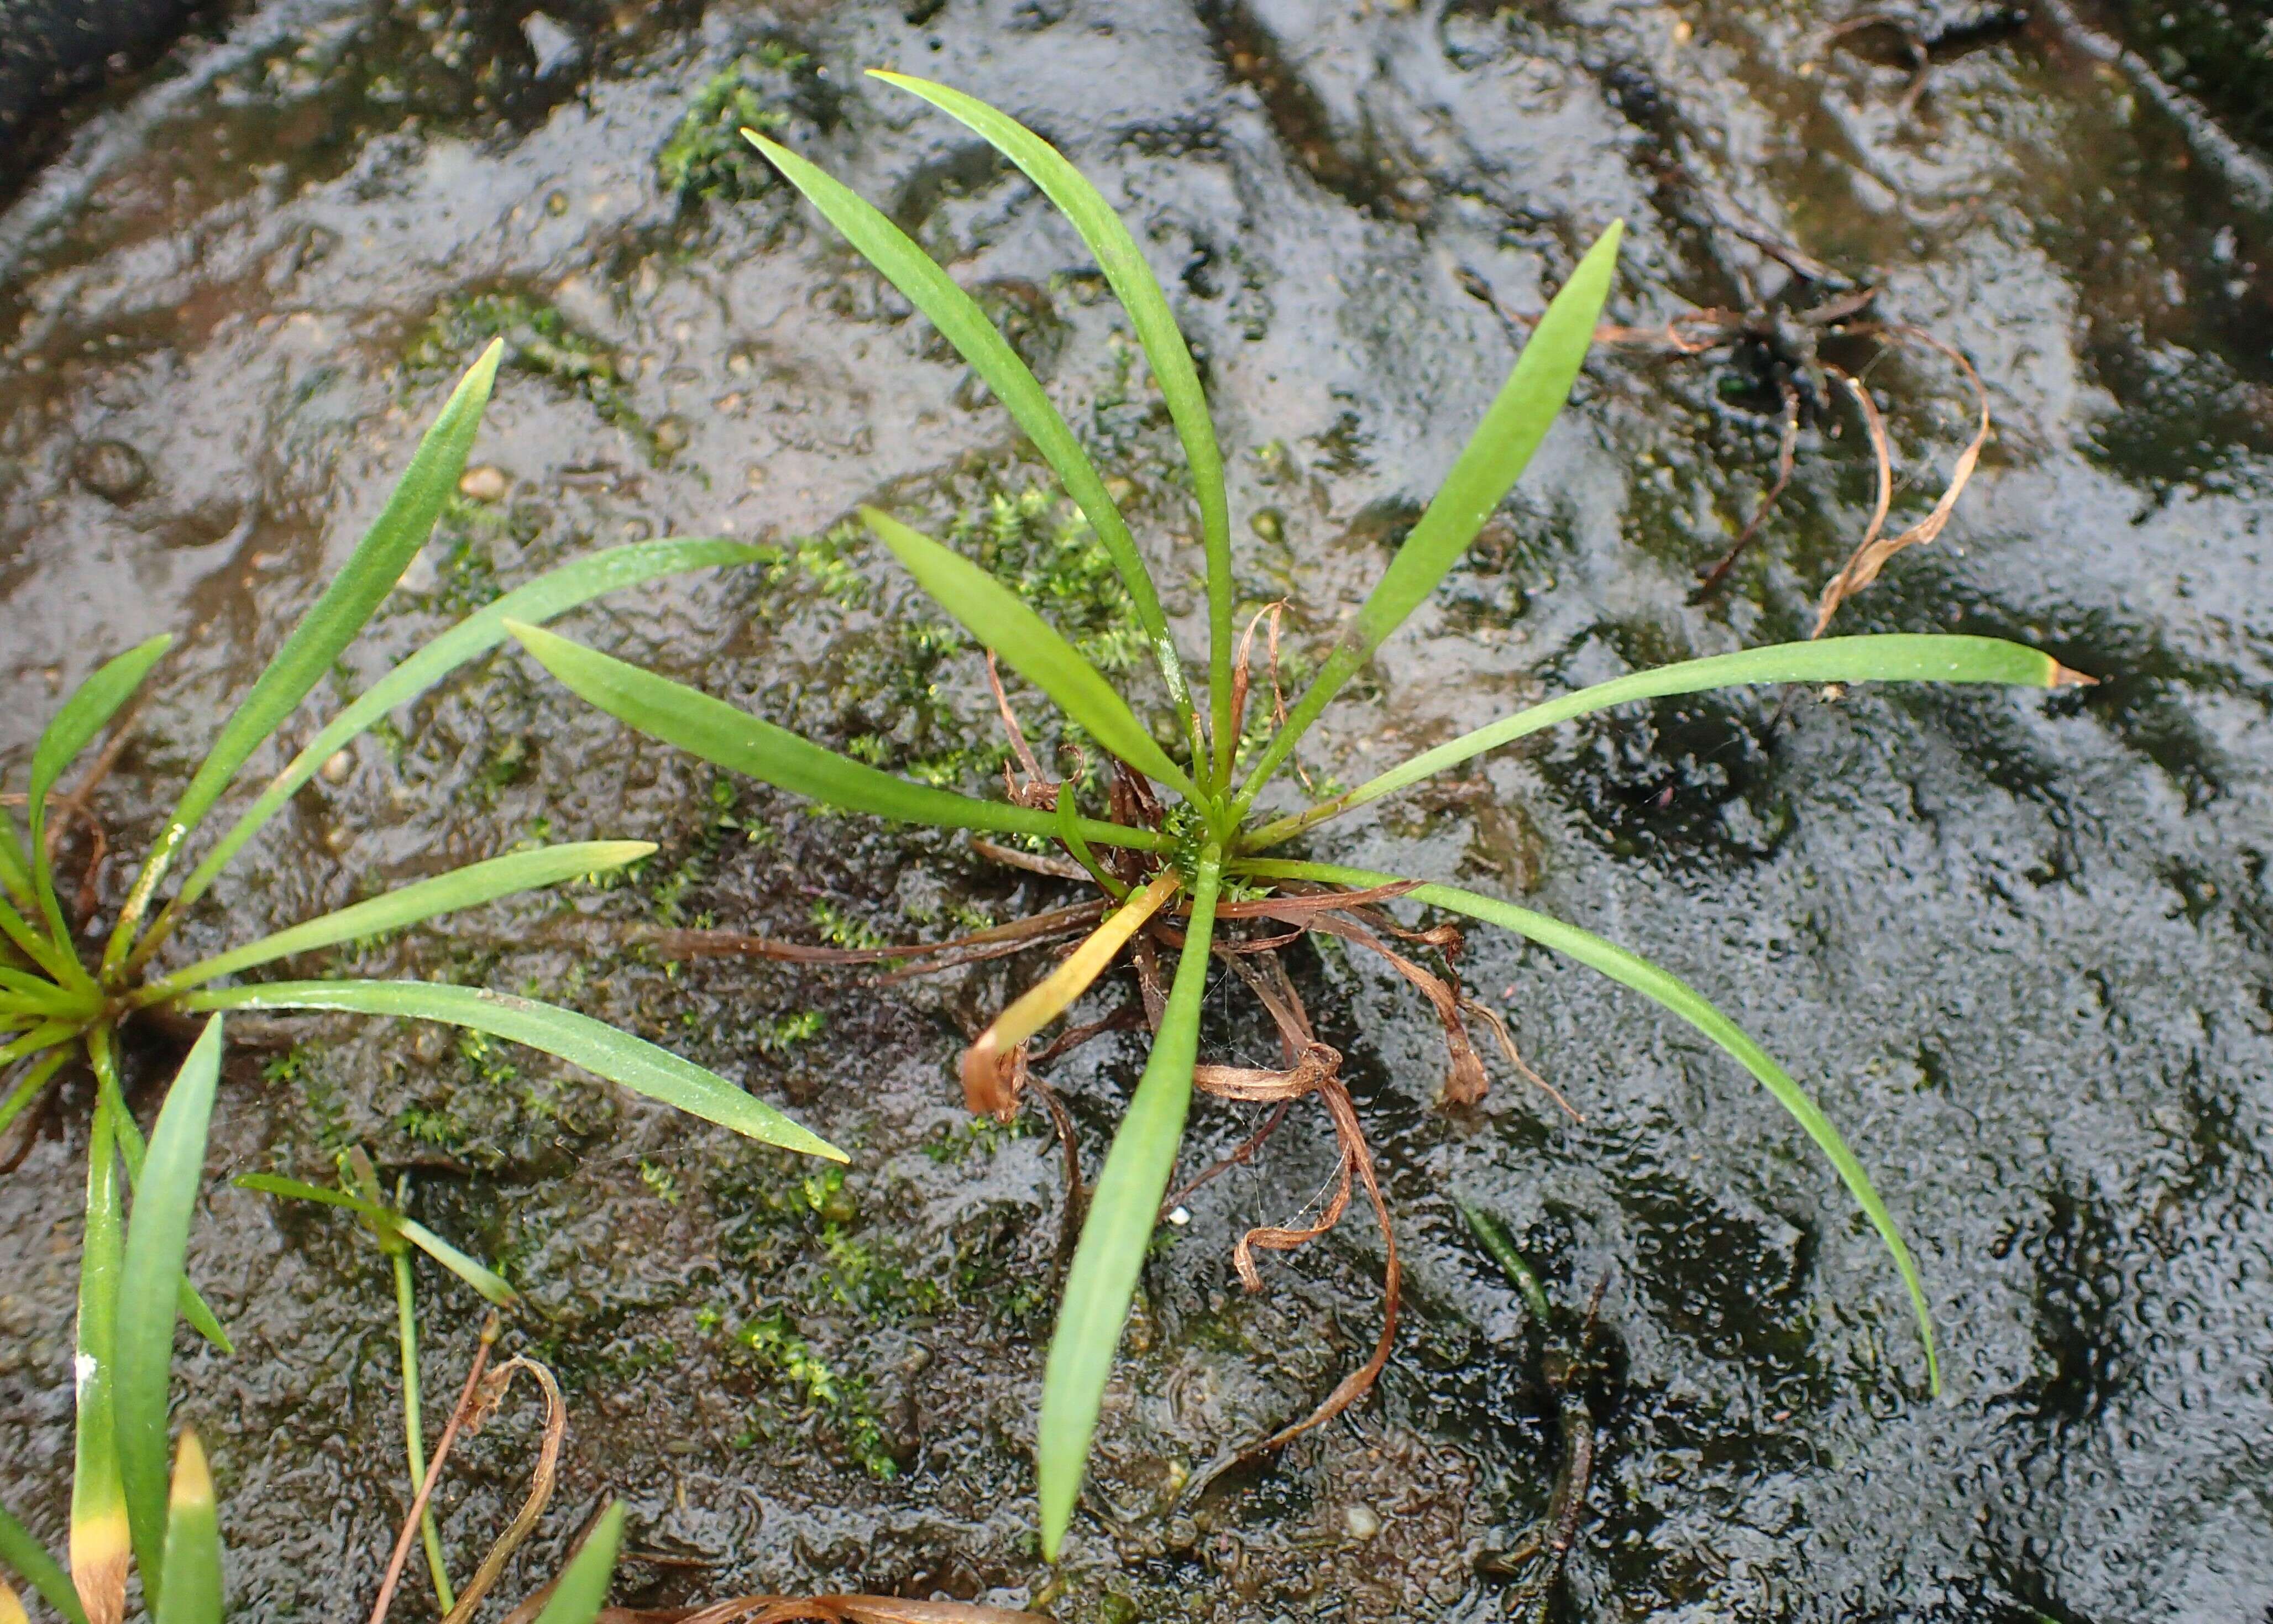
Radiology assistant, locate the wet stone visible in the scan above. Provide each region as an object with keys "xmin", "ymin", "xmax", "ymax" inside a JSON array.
[{"xmin": 70, "ymin": 438, "xmax": 146, "ymax": 503}]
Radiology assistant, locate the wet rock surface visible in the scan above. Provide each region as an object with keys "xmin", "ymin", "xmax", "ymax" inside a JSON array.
[{"xmin": 4, "ymin": 2, "xmax": 2273, "ymax": 1620}]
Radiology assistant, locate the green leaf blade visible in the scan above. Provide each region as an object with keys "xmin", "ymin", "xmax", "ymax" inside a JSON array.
[
  {"xmin": 860, "ymin": 509, "xmax": 1198, "ymax": 799},
  {"xmin": 531, "ymin": 1501, "xmax": 623, "ymax": 1624},
  {"xmin": 1247, "ymin": 633, "xmax": 2083, "ymax": 848},
  {"xmin": 70, "ymin": 1087, "xmax": 129, "ymax": 1624},
  {"xmin": 1241, "ymin": 858, "xmax": 1940, "ymax": 1395},
  {"xmin": 179, "ymin": 980, "xmax": 847, "ymax": 1163},
  {"xmin": 747, "ymin": 133, "xmax": 1198, "ymax": 743},
  {"xmin": 505, "ymin": 620, "xmax": 1167, "ymax": 850},
  {"xmin": 148, "ymin": 841, "xmax": 654, "ymax": 998},
  {"xmin": 233, "ymin": 1172, "xmax": 384, "ymax": 1217},
  {"xmin": 1036, "ymin": 845, "xmax": 1223, "ymax": 1558},
  {"xmin": 114, "ymin": 1017, "xmax": 225, "ymax": 1603},
  {"xmin": 1238, "ymin": 224, "xmax": 1623, "ymax": 811},
  {"xmin": 107, "ymin": 343, "xmax": 505, "ymax": 973},
  {"xmin": 0, "ymin": 1501, "xmax": 89, "ymax": 1624},
  {"xmin": 396, "ymin": 1218, "xmax": 519, "ymax": 1307},
  {"xmin": 138, "ymin": 538, "xmax": 767, "ymax": 968},
  {"xmin": 150, "ymin": 1435, "xmax": 221, "ymax": 1624},
  {"xmin": 27, "ymin": 635, "xmax": 172, "ymax": 940},
  {"xmin": 869, "ymin": 71, "xmax": 1237, "ymax": 785}
]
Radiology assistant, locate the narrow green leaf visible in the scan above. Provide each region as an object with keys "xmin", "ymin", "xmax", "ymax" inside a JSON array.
[
  {"xmin": 0, "ymin": 1500, "xmax": 89, "ymax": 1624},
  {"xmin": 397, "ymin": 1218, "xmax": 519, "ymax": 1307},
  {"xmin": 0, "ymin": 1047, "xmax": 72, "ymax": 1140},
  {"xmin": 0, "ymin": 818, "xmax": 34, "ymax": 910},
  {"xmin": 132, "ymin": 538, "xmax": 766, "ymax": 975},
  {"xmin": 106, "ymin": 342, "xmax": 505, "ymax": 975},
  {"xmin": 232, "ymin": 1172, "xmax": 385, "ymax": 1219},
  {"xmin": 393, "ymin": 1251, "xmax": 454, "ymax": 1613},
  {"xmin": 114, "ymin": 1017, "xmax": 225, "ymax": 1605},
  {"xmin": 1236, "ymin": 225, "xmax": 1623, "ymax": 813},
  {"xmin": 0, "ymin": 892, "xmax": 82, "ymax": 992},
  {"xmin": 0, "ymin": 967, "xmax": 91, "ymax": 1017},
  {"xmin": 93, "ymin": 1089, "xmax": 232, "ymax": 1361},
  {"xmin": 1245, "ymin": 633, "xmax": 2084, "ymax": 849},
  {"xmin": 0, "ymin": 1024, "xmax": 74, "ymax": 1070},
  {"xmin": 150, "ymin": 1435, "xmax": 221, "ymax": 1624},
  {"xmin": 25, "ymin": 636, "xmax": 173, "ymax": 944},
  {"xmin": 747, "ymin": 134, "xmax": 1197, "ymax": 748},
  {"xmin": 505, "ymin": 620, "xmax": 1167, "ymax": 851},
  {"xmin": 1239, "ymin": 858, "xmax": 1940, "ymax": 1395},
  {"xmin": 531, "ymin": 1502, "xmax": 622, "ymax": 1624},
  {"xmin": 1037, "ymin": 843, "xmax": 1223, "ymax": 1559},
  {"xmin": 144, "ymin": 842, "xmax": 654, "ymax": 999},
  {"xmin": 179, "ymin": 980, "xmax": 847, "ymax": 1163},
  {"xmin": 861, "ymin": 509, "xmax": 1198, "ymax": 799},
  {"xmin": 870, "ymin": 71, "xmax": 1238, "ymax": 787},
  {"xmin": 70, "ymin": 1088, "xmax": 128, "ymax": 1624}
]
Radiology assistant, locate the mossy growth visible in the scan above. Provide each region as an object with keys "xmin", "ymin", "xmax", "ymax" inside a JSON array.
[
  {"xmin": 657, "ymin": 43, "xmax": 829, "ymax": 206},
  {"xmin": 722, "ymin": 1309, "xmax": 899, "ymax": 1479}
]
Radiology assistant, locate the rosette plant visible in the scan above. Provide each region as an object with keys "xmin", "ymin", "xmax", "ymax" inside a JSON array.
[
  {"xmin": 505, "ymin": 74, "xmax": 2088, "ymax": 1558},
  {"xmin": 0, "ymin": 343, "xmax": 841, "ymax": 1617}
]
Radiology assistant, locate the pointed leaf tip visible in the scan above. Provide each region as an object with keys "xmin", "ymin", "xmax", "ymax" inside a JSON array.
[{"xmin": 167, "ymin": 1435, "xmax": 212, "ymax": 1515}]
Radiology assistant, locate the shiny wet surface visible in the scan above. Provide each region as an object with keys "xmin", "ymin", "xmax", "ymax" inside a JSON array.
[{"xmin": 2, "ymin": 2, "xmax": 2271, "ymax": 1619}]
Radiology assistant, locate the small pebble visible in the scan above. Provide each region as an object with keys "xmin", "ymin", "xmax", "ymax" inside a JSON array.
[
  {"xmin": 1167, "ymin": 1205, "xmax": 1191, "ymax": 1227},
  {"xmin": 458, "ymin": 464, "xmax": 509, "ymax": 502},
  {"xmin": 1343, "ymin": 1503, "xmax": 1381, "ymax": 1540},
  {"xmin": 73, "ymin": 439, "xmax": 149, "ymax": 504},
  {"xmin": 320, "ymin": 750, "xmax": 354, "ymax": 785}
]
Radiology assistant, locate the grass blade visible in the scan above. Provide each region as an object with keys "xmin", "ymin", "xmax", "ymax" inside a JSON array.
[
  {"xmin": 0, "ymin": 1500, "xmax": 90, "ymax": 1624},
  {"xmin": 748, "ymin": 133, "xmax": 1198, "ymax": 754},
  {"xmin": 1037, "ymin": 844, "xmax": 1222, "ymax": 1558},
  {"xmin": 861, "ymin": 509, "xmax": 1198, "ymax": 800},
  {"xmin": 1239, "ymin": 858, "xmax": 1940, "ymax": 1394},
  {"xmin": 232, "ymin": 1172, "xmax": 383, "ymax": 1217},
  {"xmin": 88, "ymin": 1081, "xmax": 232, "ymax": 1361},
  {"xmin": 1245, "ymin": 633, "xmax": 2087, "ymax": 848},
  {"xmin": 114, "ymin": 1017, "xmax": 224, "ymax": 1605},
  {"xmin": 143, "ymin": 842, "xmax": 654, "ymax": 999},
  {"xmin": 70, "ymin": 1089, "xmax": 128, "ymax": 1624},
  {"xmin": 0, "ymin": 893, "xmax": 85, "ymax": 992},
  {"xmin": 530, "ymin": 1502, "xmax": 622, "ymax": 1624},
  {"xmin": 26, "ymin": 636, "xmax": 172, "ymax": 942},
  {"xmin": 150, "ymin": 1436, "xmax": 220, "ymax": 1624},
  {"xmin": 1235, "ymin": 226, "xmax": 1623, "ymax": 814},
  {"xmin": 130, "ymin": 538, "xmax": 766, "ymax": 976},
  {"xmin": 179, "ymin": 980, "xmax": 846, "ymax": 1162},
  {"xmin": 106, "ymin": 343, "xmax": 505, "ymax": 975},
  {"xmin": 505, "ymin": 621, "xmax": 1166, "ymax": 851},
  {"xmin": 870, "ymin": 72, "xmax": 1237, "ymax": 787},
  {"xmin": 0, "ymin": 818, "xmax": 34, "ymax": 909},
  {"xmin": 396, "ymin": 1218, "xmax": 519, "ymax": 1307},
  {"xmin": 0, "ymin": 1047, "xmax": 74, "ymax": 1140}
]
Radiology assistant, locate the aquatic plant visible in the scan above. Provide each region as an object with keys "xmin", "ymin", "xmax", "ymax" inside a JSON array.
[
  {"xmin": 0, "ymin": 1024, "xmax": 628, "ymax": 1624},
  {"xmin": 0, "ymin": 345, "xmax": 845, "ymax": 1613},
  {"xmin": 506, "ymin": 74, "xmax": 2087, "ymax": 1559}
]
